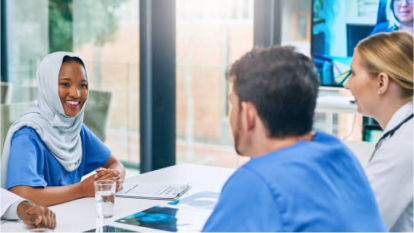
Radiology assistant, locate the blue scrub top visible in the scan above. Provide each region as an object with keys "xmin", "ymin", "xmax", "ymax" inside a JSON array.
[
  {"xmin": 202, "ymin": 131, "xmax": 387, "ymax": 232},
  {"xmin": 370, "ymin": 22, "xmax": 397, "ymax": 36},
  {"xmin": 6, "ymin": 124, "xmax": 111, "ymax": 189}
]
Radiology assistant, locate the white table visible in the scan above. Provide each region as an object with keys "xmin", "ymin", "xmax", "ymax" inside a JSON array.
[{"xmin": 1, "ymin": 164, "xmax": 235, "ymax": 232}]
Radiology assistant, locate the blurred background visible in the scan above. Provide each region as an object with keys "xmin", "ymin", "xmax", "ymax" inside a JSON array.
[{"xmin": 1, "ymin": 0, "xmax": 380, "ymax": 174}]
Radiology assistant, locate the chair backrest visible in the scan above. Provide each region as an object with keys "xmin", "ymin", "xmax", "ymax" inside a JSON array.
[
  {"xmin": 10, "ymin": 85, "xmax": 38, "ymax": 103},
  {"xmin": 0, "ymin": 82, "xmax": 10, "ymax": 104},
  {"xmin": 0, "ymin": 101, "xmax": 37, "ymax": 153},
  {"xmin": 84, "ymin": 89, "xmax": 113, "ymax": 142},
  {"xmin": 0, "ymin": 89, "xmax": 112, "ymax": 153},
  {"xmin": 343, "ymin": 140, "xmax": 375, "ymax": 166},
  {"xmin": 0, "ymin": 86, "xmax": 112, "ymax": 146}
]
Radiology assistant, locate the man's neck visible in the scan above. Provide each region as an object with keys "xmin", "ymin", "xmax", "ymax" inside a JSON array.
[{"xmin": 250, "ymin": 133, "xmax": 314, "ymax": 158}]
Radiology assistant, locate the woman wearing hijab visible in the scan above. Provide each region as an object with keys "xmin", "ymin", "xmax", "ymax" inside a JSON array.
[
  {"xmin": 1, "ymin": 52, "xmax": 125, "ymax": 206},
  {"xmin": 371, "ymin": 0, "xmax": 413, "ymax": 35}
]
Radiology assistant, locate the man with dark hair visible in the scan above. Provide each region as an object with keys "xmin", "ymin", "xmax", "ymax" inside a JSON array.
[{"xmin": 202, "ymin": 46, "xmax": 387, "ymax": 232}]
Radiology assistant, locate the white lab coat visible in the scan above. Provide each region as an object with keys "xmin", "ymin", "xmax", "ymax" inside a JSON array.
[
  {"xmin": 365, "ymin": 100, "xmax": 413, "ymax": 232},
  {"xmin": 1, "ymin": 188, "xmax": 24, "ymax": 220}
]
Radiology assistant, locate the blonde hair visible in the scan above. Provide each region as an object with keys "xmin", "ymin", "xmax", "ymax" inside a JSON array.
[{"xmin": 356, "ymin": 31, "xmax": 413, "ymax": 99}]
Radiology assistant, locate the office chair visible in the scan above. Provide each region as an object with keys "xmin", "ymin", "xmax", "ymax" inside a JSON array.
[
  {"xmin": 0, "ymin": 100, "xmax": 37, "ymax": 153},
  {"xmin": 0, "ymin": 88, "xmax": 112, "ymax": 153},
  {"xmin": 10, "ymin": 85, "xmax": 38, "ymax": 103},
  {"xmin": 343, "ymin": 140, "xmax": 375, "ymax": 166},
  {"xmin": 1, "ymin": 82, "xmax": 10, "ymax": 104},
  {"xmin": 84, "ymin": 89, "xmax": 113, "ymax": 142}
]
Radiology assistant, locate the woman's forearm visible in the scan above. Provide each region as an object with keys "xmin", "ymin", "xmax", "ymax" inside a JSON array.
[{"xmin": 9, "ymin": 183, "xmax": 86, "ymax": 207}]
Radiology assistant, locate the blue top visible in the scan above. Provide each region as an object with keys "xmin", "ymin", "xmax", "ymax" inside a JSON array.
[
  {"xmin": 202, "ymin": 132, "xmax": 387, "ymax": 232},
  {"xmin": 370, "ymin": 22, "xmax": 397, "ymax": 36},
  {"xmin": 6, "ymin": 125, "xmax": 111, "ymax": 189}
]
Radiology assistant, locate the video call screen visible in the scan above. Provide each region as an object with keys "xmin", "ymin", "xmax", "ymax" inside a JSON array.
[{"xmin": 311, "ymin": 0, "xmax": 413, "ymax": 87}]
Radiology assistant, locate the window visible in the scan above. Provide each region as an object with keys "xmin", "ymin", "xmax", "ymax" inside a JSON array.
[
  {"xmin": 358, "ymin": 0, "xmax": 380, "ymax": 17},
  {"xmin": 73, "ymin": 0, "xmax": 140, "ymax": 166},
  {"xmin": 176, "ymin": 0, "xmax": 253, "ymax": 168},
  {"xmin": 3, "ymin": 0, "xmax": 140, "ymax": 168}
]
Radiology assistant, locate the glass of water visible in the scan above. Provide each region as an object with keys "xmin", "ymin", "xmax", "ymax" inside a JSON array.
[{"xmin": 94, "ymin": 180, "xmax": 116, "ymax": 218}]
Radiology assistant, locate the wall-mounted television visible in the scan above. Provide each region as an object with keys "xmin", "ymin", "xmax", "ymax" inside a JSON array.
[{"xmin": 311, "ymin": 0, "xmax": 411, "ymax": 87}]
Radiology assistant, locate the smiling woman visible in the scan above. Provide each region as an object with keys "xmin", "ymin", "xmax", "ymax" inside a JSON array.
[
  {"xmin": 0, "ymin": 52, "xmax": 126, "ymax": 207},
  {"xmin": 58, "ymin": 57, "xmax": 89, "ymax": 117},
  {"xmin": 392, "ymin": 0, "xmax": 414, "ymax": 32},
  {"xmin": 371, "ymin": 0, "xmax": 414, "ymax": 35}
]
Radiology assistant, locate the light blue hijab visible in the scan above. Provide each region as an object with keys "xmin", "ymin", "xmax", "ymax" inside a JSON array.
[{"xmin": 1, "ymin": 52, "xmax": 88, "ymax": 188}]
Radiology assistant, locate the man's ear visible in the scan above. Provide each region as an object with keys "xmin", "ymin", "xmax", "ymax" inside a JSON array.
[
  {"xmin": 240, "ymin": 101, "xmax": 256, "ymax": 131},
  {"xmin": 377, "ymin": 72, "xmax": 390, "ymax": 95}
]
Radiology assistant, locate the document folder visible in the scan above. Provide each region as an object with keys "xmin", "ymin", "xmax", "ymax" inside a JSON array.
[{"xmin": 116, "ymin": 183, "xmax": 191, "ymax": 201}]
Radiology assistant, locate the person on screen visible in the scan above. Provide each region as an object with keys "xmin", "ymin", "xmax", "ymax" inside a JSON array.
[
  {"xmin": 1, "ymin": 52, "xmax": 125, "ymax": 206},
  {"xmin": 2, "ymin": 188, "xmax": 56, "ymax": 229},
  {"xmin": 345, "ymin": 31, "xmax": 413, "ymax": 232},
  {"xmin": 371, "ymin": 0, "xmax": 413, "ymax": 35},
  {"xmin": 202, "ymin": 46, "xmax": 387, "ymax": 232}
]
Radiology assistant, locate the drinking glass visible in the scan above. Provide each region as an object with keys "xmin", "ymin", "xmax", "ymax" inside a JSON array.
[{"xmin": 94, "ymin": 180, "xmax": 116, "ymax": 218}]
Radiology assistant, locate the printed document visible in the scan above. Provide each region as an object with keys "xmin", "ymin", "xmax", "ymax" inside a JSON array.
[{"xmin": 116, "ymin": 183, "xmax": 191, "ymax": 200}]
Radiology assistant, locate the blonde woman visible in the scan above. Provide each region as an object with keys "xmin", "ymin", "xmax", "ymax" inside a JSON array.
[{"xmin": 345, "ymin": 31, "xmax": 413, "ymax": 232}]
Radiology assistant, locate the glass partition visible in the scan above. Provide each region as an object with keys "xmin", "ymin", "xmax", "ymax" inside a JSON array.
[{"xmin": 176, "ymin": 0, "xmax": 254, "ymax": 168}]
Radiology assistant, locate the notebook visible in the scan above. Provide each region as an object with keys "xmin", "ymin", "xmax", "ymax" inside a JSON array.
[{"xmin": 116, "ymin": 183, "xmax": 191, "ymax": 201}]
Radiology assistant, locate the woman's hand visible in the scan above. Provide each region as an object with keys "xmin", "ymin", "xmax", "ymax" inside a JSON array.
[
  {"xmin": 95, "ymin": 168, "xmax": 124, "ymax": 192},
  {"xmin": 97, "ymin": 155, "xmax": 126, "ymax": 192}
]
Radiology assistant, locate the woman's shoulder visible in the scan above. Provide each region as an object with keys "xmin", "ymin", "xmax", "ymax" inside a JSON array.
[
  {"xmin": 80, "ymin": 123, "xmax": 93, "ymax": 137},
  {"xmin": 12, "ymin": 126, "xmax": 39, "ymax": 140},
  {"xmin": 10, "ymin": 127, "xmax": 45, "ymax": 153},
  {"xmin": 390, "ymin": 120, "xmax": 413, "ymax": 151},
  {"xmin": 375, "ymin": 123, "xmax": 413, "ymax": 165}
]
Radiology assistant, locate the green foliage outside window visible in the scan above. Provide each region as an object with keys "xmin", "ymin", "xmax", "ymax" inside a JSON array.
[{"xmin": 48, "ymin": 0, "xmax": 126, "ymax": 53}]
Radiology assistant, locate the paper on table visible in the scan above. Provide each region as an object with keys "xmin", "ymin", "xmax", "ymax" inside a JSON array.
[
  {"xmin": 116, "ymin": 183, "xmax": 191, "ymax": 201},
  {"xmin": 168, "ymin": 191, "xmax": 219, "ymax": 210}
]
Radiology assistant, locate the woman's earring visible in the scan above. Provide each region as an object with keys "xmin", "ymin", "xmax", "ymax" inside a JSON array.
[{"xmin": 377, "ymin": 90, "xmax": 381, "ymax": 95}]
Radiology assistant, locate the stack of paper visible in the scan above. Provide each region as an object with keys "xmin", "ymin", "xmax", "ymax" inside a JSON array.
[{"xmin": 116, "ymin": 183, "xmax": 191, "ymax": 201}]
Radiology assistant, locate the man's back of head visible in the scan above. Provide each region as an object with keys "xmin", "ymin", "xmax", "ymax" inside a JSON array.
[
  {"xmin": 228, "ymin": 46, "xmax": 320, "ymax": 139},
  {"xmin": 227, "ymin": 46, "xmax": 320, "ymax": 156}
]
